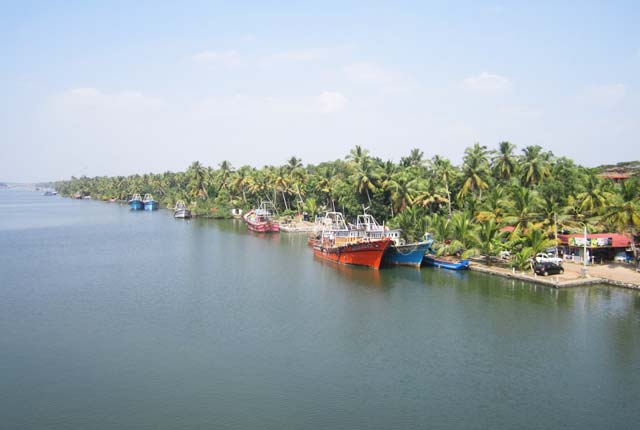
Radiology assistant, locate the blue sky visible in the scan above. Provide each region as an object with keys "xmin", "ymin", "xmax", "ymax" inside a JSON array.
[{"xmin": 1, "ymin": 1, "xmax": 639, "ymax": 181}]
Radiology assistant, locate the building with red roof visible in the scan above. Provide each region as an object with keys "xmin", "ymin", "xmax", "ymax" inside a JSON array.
[
  {"xmin": 558, "ymin": 233, "xmax": 634, "ymax": 264},
  {"xmin": 599, "ymin": 171, "xmax": 632, "ymax": 183}
]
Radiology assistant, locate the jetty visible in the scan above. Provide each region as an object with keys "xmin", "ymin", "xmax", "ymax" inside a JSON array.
[{"xmin": 469, "ymin": 259, "xmax": 640, "ymax": 290}]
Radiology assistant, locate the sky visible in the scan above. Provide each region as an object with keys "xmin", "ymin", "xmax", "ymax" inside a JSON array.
[{"xmin": 1, "ymin": 0, "xmax": 639, "ymax": 182}]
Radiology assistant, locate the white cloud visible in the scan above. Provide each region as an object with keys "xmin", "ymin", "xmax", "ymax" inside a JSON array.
[
  {"xmin": 317, "ymin": 91, "xmax": 348, "ymax": 113},
  {"xmin": 345, "ymin": 62, "xmax": 393, "ymax": 84},
  {"xmin": 58, "ymin": 87, "xmax": 166, "ymax": 113},
  {"xmin": 462, "ymin": 72, "xmax": 511, "ymax": 93},
  {"xmin": 269, "ymin": 49, "xmax": 324, "ymax": 62},
  {"xmin": 192, "ymin": 50, "xmax": 242, "ymax": 67},
  {"xmin": 195, "ymin": 91, "xmax": 348, "ymax": 117},
  {"xmin": 580, "ymin": 83, "xmax": 626, "ymax": 107}
]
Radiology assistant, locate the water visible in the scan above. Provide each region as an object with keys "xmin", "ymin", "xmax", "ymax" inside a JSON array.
[{"xmin": 1, "ymin": 189, "xmax": 639, "ymax": 429}]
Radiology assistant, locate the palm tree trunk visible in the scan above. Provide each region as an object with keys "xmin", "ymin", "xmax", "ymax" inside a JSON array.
[
  {"xmin": 366, "ymin": 188, "xmax": 372, "ymax": 205},
  {"xmin": 445, "ymin": 178, "xmax": 452, "ymax": 219},
  {"xmin": 282, "ymin": 191, "xmax": 289, "ymax": 211}
]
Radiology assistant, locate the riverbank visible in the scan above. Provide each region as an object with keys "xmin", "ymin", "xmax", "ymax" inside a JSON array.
[{"xmin": 469, "ymin": 259, "xmax": 640, "ymax": 290}]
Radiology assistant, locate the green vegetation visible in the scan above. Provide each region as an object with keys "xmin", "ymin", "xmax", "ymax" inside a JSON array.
[{"xmin": 55, "ymin": 143, "xmax": 640, "ymax": 264}]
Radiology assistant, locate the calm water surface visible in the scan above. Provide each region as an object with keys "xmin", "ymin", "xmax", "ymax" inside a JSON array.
[{"xmin": 1, "ymin": 189, "xmax": 639, "ymax": 429}]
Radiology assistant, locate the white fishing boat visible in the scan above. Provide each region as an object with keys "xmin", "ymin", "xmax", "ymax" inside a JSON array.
[{"xmin": 174, "ymin": 200, "xmax": 191, "ymax": 219}]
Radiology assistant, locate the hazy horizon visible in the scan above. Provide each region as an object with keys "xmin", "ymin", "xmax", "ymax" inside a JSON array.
[{"xmin": 2, "ymin": 1, "xmax": 639, "ymax": 182}]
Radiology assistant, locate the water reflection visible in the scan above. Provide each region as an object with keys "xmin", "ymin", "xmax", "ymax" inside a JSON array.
[{"xmin": 314, "ymin": 257, "xmax": 383, "ymax": 290}]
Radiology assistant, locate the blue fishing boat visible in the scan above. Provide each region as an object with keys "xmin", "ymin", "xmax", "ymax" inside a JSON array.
[
  {"xmin": 129, "ymin": 193, "xmax": 143, "ymax": 210},
  {"xmin": 423, "ymin": 255, "xmax": 470, "ymax": 270},
  {"xmin": 143, "ymin": 194, "xmax": 158, "ymax": 211},
  {"xmin": 384, "ymin": 232, "xmax": 434, "ymax": 267}
]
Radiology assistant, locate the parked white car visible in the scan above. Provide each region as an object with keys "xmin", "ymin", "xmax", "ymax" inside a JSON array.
[{"xmin": 535, "ymin": 253, "xmax": 563, "ymax": 265}]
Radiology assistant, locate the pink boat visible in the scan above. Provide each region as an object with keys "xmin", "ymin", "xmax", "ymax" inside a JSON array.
[{"xmin": 243, "ymin": 202, "xmax": 280, "ymax": 233}]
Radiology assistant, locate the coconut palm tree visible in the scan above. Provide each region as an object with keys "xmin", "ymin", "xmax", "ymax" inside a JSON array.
[
  {"xmin": 458, "ymin": 143, "xmax": 490, "ymax": 201},
  {"xmin": 400, "ymin": 148, "xmax": 424, "ymax": 168},
  {"xmin": 383, "ymin": 171, "xmax": 417, "ymax": 214},
  {"xmin": 231, "ymin": 166, "xmax": 252, "ymax": 204},
  {"xmin": 217, "ymin": 160, "xmax": 234, "ymax": 191},
  {"xmin": 491, "ymin": 141, "xmax": 518, "ymax": 182},
  {"xmin": 520, "ymin": 145, "xmax": 551, "ymax": 187},
  {"xmin": 286, "ymin": 156, "xmax": 303, "ymax": 171},
  {"xmin": 346, "ymin": 145, "xmax": 370, "ymax": 165},
  {"xmin": 473, "ymin": 219, "xmax": 504, "ymax": 265},
  {"xmin": 186, "ymin": 161, "xmax": 208, "ymax": 201},
  {"xmin": 503, "ymin": 186, "xmax": 542, "ymax": 235},
  {"xmin": 413, "ymin": 177, "xmax": 449, "ymax": 215},
  {"xmin": 430, "ymin": 155, "xmax": 456, "ymax": 218},
  {"xmin": 351, "ymin": 157, "xmax": 380, "ymax": 205},
  {"xmin": 577, "ymin": 173, "xmax": 613, "ymax": 216},
  {"xmin": 601, "ymin": 198, "xmax": 640, "ymax": 259}
]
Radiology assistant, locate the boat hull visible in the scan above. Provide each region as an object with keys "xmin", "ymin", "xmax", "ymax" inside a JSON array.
[
  {"xmin": 144, "ymin": 201, "xmax": 158, "ymax": 211},
  {"xmin": 174, "ymin": 209, "xmax": 191, "ymax": 219},
  {"xmin": 129, "ymin": 200, "xmax": 143, "ymax": 210},
  {"xmin": 384, "ymin": 241, "xmax": 432, "ymax": 267},
  {"xmin": 313, "ymin": 238, "xmax": 391, "ymax": 269},
  {"xmin": 423, "ymin": 256, "xmax": 470, "ymax": 270},
  {"xmin": 243, "ymin": 211, "xmax": 279, "ymax": 232}
]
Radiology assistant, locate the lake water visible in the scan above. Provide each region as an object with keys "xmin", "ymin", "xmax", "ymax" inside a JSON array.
[{"xmin": 1, "ymin": 189, "xmax": 639, "ymax": 429}]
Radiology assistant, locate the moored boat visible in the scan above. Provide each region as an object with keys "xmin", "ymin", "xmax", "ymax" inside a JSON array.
[
  {"xmin": 129, "ymin": 193, "xmax": 143, "ymax": 210},
  {"xmin": 143, "ymin": 194, "xmax": 158, "ymax": 211},
  {"xmin": 243, "ymin": 202, "xmax": 279, "ymax": 232},
  {"xmin": 384, "ymin": 233, "xmax": 434, "ymax": 267},
  {"xmin": 312, "ymin": 211, "xmax": 391, "ymax": 269},
  {"xmin": 174, "ymin": 200, "xmax": 191, "ymax": 219},
  {"xmin": 423, "ymin": 255, "xmax": 470, "ymax": 270}
]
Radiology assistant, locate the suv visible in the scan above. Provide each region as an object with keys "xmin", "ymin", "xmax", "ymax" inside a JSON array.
[
  {"xmin": 534, "ymin": 262, "xmax": 564, "ymax": 276},
  {"xmin": 535, "ymin": 253, "xmax": 563, "ymax": 265}
]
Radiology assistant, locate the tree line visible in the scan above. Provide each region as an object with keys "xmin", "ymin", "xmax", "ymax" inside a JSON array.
[{"xmin": 55, "ymin": 143, "xmax": 640, "ymax": 269}]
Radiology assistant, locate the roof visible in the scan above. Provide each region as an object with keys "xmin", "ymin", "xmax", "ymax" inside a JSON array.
[
  {"xmin": 558, "ymin": 233, "xmax": 631, "ymax": 248},
  {"xmin": 600, "ymin": 172, "xmax": 631, "ymax": 180}
]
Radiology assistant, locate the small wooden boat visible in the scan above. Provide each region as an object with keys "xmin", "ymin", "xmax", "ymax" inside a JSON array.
[
  {"xmin": 143, "ymin": 194, "xmax": 158, "ymax": 211},
  {"xmin": 423, "ymin": 255, "xmax": 470, "ymax": 270},
  {"xmin": 129, "ymin": 193, "xmax": 143, "ymax": 210},
  {"xmin": 174, "ymin": 200, "xmax": 191, "ymax": 219}
]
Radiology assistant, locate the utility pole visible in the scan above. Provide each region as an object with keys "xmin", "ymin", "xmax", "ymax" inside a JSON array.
[{"xmin": 581, "ymin": 224, "xmax": 588, "ymax": 278}]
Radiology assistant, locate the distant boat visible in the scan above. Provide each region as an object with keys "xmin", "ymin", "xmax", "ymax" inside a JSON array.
[
  {"xmin": 423, "ymin": 255, "xmax": 470, "ymax": 270},
  {"xmin": 129, "ymin": 193, "xmax": 143, "ymax": 210},
  {"xmin": 143, "ymin": 194, "xmax": 158, "ymax": 211},
  {"xmin": 43, "ymin": 190, "xmax": 58, "ymax": 196},
  {"xmin": 174, "ymin": 200, "xmax": 191, "ymax": 219},
  {"xmin": 73, "ymin": 192, "xmax": 82, "ymax": 199},
  {"xmin": 243, "ymin": 202, "xmax": 279, "ymax": 232}
]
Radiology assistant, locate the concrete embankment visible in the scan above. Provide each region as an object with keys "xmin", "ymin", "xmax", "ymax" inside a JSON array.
[{"xmin": 469, "ymin": 263, "xmax": 640, "ymax": 290}]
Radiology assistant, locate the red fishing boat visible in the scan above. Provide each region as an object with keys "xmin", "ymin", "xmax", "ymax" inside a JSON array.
[
  {"xmin": 243, "ymin": 202, "xmax": 280, "ymax": 233},
  {"xmin": 312, "ymin": 212, "xmax": 391, "ymax": 269}
]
